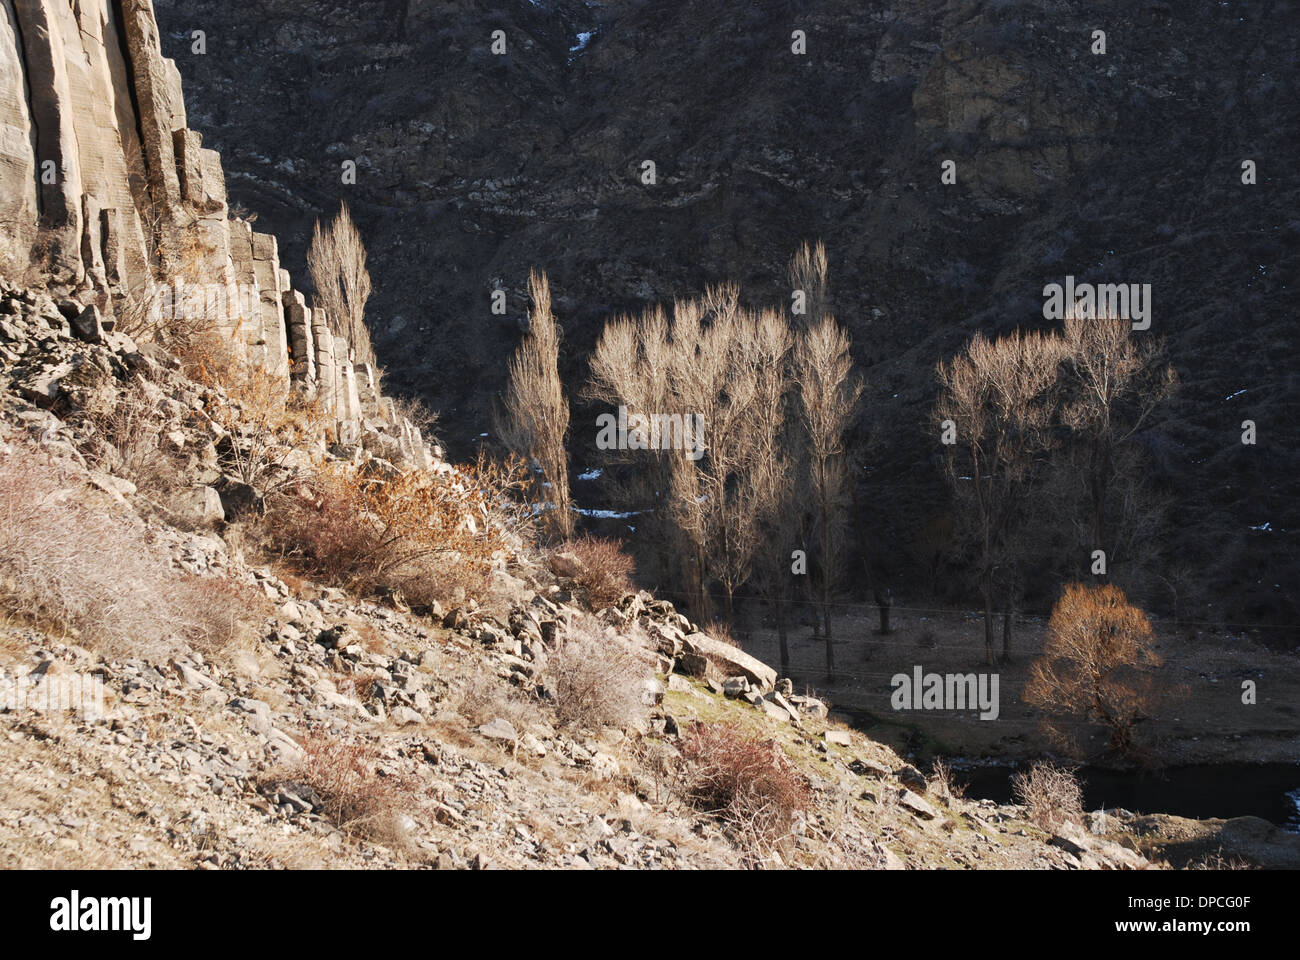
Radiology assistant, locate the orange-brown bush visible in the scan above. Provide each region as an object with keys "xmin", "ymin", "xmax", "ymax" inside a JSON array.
[
  {"xmin": 0, "ymin": 444, "xmax": 267, "ymax": 660},
  {"xmin": 561, "ymin": 534, "xmax": 635, "ymax": 610},
  {"xmin": 286, "ymin": 735, "xmax": 415, "ymax": 849},
  {"xmin": 1011, "ymin": 761, "xmax": 1084, "ymax": 832},
  {"xmin": 1025, "ymin": 582, "xmax": 1163, "ymax": 756},
  {"xmin": 677, "ymin": 722, "xmax": 811, "ymax": 851},
  {"xmin": 263, "ymin": 453, "xmax": 532, "ymax": 603}
]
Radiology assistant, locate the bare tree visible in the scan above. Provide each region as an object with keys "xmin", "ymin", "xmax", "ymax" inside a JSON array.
[
  {"xmin": 702, "ymin": 307, "xmax": 792, "ymax": 625},
  {"xmin": 787, "ymin": 240, "xmax": 829, "ymax": 332},
  {"xmin": 308, "ymin": 202, "xmax": 375, "ymax": 367},
  {"xmin": 791, "ymin": 315, "xmax": 862, "ymax": 680},
  {"xmin": 1060, "ymin": 313, "xmax": 1176, "ymax": 580},
  {"xmin": 588, "ymin": 287, "xmax": 792, "ymax": 627},
  {"xmin": 935, "ymin": 329, "xmax": 1065, "ymax": 664},
  {"xmin": 787, "ymin": 240, "xmax": 835, "ymax": 636},
  {"xmin": 498, "ymin": 270, "xmax": 573, "ymax": 540}
]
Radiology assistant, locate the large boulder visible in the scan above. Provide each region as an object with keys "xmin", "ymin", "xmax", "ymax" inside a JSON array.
[
  {"xmin": 678, "ymin": 633, "xmax": 777, "ymax": 694},
  {"xmin": 174, "ymin": 484, "xmax": 225, "ymax": 528}
]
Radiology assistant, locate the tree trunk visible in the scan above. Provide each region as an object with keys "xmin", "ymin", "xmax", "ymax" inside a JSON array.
[
  {"xmin": 776, "ymin": 598, "xmax": 789, "ymax": 675},
  {"xmin": 825, "ymin": 631, "xmax": 835, "ymax": 682},
  {"xmin": 875, "ymin": 586, "xmax": 892, "ymax": 635},
  {"xmin": 983, "ymin": 592, "xmax": 995, "ymax": 666},
  {"xmin": 1001, "ymin": 597, "xmax": 1013, "ymax": 662}
]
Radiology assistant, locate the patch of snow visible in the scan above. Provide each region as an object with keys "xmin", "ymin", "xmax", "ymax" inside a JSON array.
[
  {"xmin": 577, "ymin": 468, "xmax": 603, "ymax": 481},
  {"xmin": 575, "ymin": 507, "xmax": 642, "ymax": 520},
  {"xmin": 1248, "ymin": 522, "xmax": 1273, "ymax": 532},
  {"xmin": 1224, "ymin": 389, "xmax": 1247, "ymax": 401}
]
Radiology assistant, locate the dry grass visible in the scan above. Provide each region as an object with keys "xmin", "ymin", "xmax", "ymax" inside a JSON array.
[
  {"xmin": 1011, "ymin": 761, "xmax": 1084, "ymax": 832},
  {"xmin": 542, "ymin": 614, "xmax": 652, "ymax": 732},
  {"xmin": 702, "ymin": 620, "xmax": 740, "ymax": 648},
  {"xmin": 560, "ymin": 534, "xmax": 635, "ymax": 610},
  {"xmin": 0, "ymin": 445, "xmax": 267, "ymax": 660}
]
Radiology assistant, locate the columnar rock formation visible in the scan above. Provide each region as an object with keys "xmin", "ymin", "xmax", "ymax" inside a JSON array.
[{"xmin": 0, "ymin": 0, "xmax": 437, "ymax": 470}]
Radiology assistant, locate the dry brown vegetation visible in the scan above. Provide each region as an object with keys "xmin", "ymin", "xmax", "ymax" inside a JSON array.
[
  {"xmin": 283, "ymin": 735, "xmax": 415, "ymax": 849},
  {"xmin": 80, "ymin": 376, "xmax": 188, "ymax": 500},
  {"xmin": 560, "ymin": 535, "xmax": 635, "ymax": 610},
  {"xmin": 457, "ymin": 666, "xmax": 543, "ymax": 729},
  {"xmin": 0, "ymin": 444, "xmax": 266, "ymax": 660},
  {"xmin": 260, "ymin": 453, "xmax": 532, "ymax": 607},
  {"xmin": 677, "ymin": 721, "xmax": 811, "ymax": 853},
  {"xmin": 1025, "ymin": 582, "xmax": 1163, "ymax": 756}
]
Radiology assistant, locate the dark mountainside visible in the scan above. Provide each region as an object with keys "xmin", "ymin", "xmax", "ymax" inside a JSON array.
[{"xmin": 152, "ymin": 0, "xmax": 1300, "ymax": 633}]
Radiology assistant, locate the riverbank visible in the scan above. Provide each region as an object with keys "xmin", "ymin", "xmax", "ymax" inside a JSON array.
[{"xmin": 743, "ymin": 605, "xmax": 1299, "ymax": 768}]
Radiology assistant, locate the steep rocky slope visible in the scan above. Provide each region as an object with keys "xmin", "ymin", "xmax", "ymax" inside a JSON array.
[
  {"xmin": 0, "ymin": 276, "xmax": 1166, "ymax": 869},
  {"xmin": 0, "ymin": 2, "xmax": 1296, "ymax": 869},
  {"xmin": 147, "ymin": 0, "xmax": 1300, "ymax": 630}
]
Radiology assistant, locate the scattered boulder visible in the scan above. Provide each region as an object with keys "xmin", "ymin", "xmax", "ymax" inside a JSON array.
[
  {"xmin": 678, "ymin": 633, "xmax": 777, "ymax": 694},
  {"xmin": 478, "ymin": 717, "xmax": 518, "ymax": 743},
  {"xmin": 174, "ymin": 485, "xmax": 225, "ymax": 528},
  {"xmin": 898, "ymin": 789, "xmax": 939, "ymax": 821}
]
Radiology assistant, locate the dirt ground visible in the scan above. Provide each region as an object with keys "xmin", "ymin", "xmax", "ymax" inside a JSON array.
[{"xmin": 742, "ymin": 602, "xmax": 1300, "ymax": 767}]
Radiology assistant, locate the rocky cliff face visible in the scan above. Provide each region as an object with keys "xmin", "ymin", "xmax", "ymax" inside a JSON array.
[
  {"xmin": 0, "ymin": 0, "xmax": 436, "ymax": 470},
  {"xmin": 144, "ymin": 0, "xmax": 1299, "ymax": 629}
]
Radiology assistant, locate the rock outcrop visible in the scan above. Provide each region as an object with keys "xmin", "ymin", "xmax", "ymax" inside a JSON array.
[{"xmin": 0, "ymin": 0, "xmax": 436, "ymax": 471}]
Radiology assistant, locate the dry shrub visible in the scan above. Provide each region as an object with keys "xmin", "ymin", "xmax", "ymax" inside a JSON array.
[
  {"xmin": 702, "ymin": 620, "xmax": 740, "ymax": 648},
  {"xmin": 561, "ymin": 534, "xmax": 635, "ymax": 610},
  {"xmin": 390, "ymin": 393, "xmax": 439, "ymax": 436},
  {"xmin": 0, "ymin": 444, "xmax": 266, "ymax": 660},
  {"xmin": 456, "ymin": 667, "xmax": 541, "ymax": 729},
  {"xmin": 122, "ymin": 222, "xmax": 219, "ymax": 347},
  {"xmin": 286, "ymin": 735, "xmax": 414, "ymax": 850},
  {"xmin": 181, "ymin": 329, "xmax": 327, "ymax": 500},
  {"xmin": 542, "ymin": 614, "xmax": 652, "ymax": 731},
  {"xmin": 677, "ymin": 722, "xmax": 811, "ymax": 852},
  {"xmin": 263, "ymin": 453, "xmax": 532, "ymax": 603},
  {"xmin": 80, "ymin": 377, "xmax": 186, "ymax": 498},
  {"xmin": 929, "ymin": 757, "xmax": 966, "ymax": 802},
  {"xmin": 1189, "ymin": 849, "xmax": 1257, "ymax": 871},
  {"xmin": 1011, "ymin": 761, "xmax": 1084, "ymax": 832},
  {"xmin": 172, "ymin": 574, "xmax": 269, "ymax": 661}
]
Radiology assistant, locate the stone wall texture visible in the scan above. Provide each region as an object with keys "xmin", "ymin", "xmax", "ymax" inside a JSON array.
[{"xmin": 0, "ymin": 0, "xmax": 437, "ymax": 471}]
